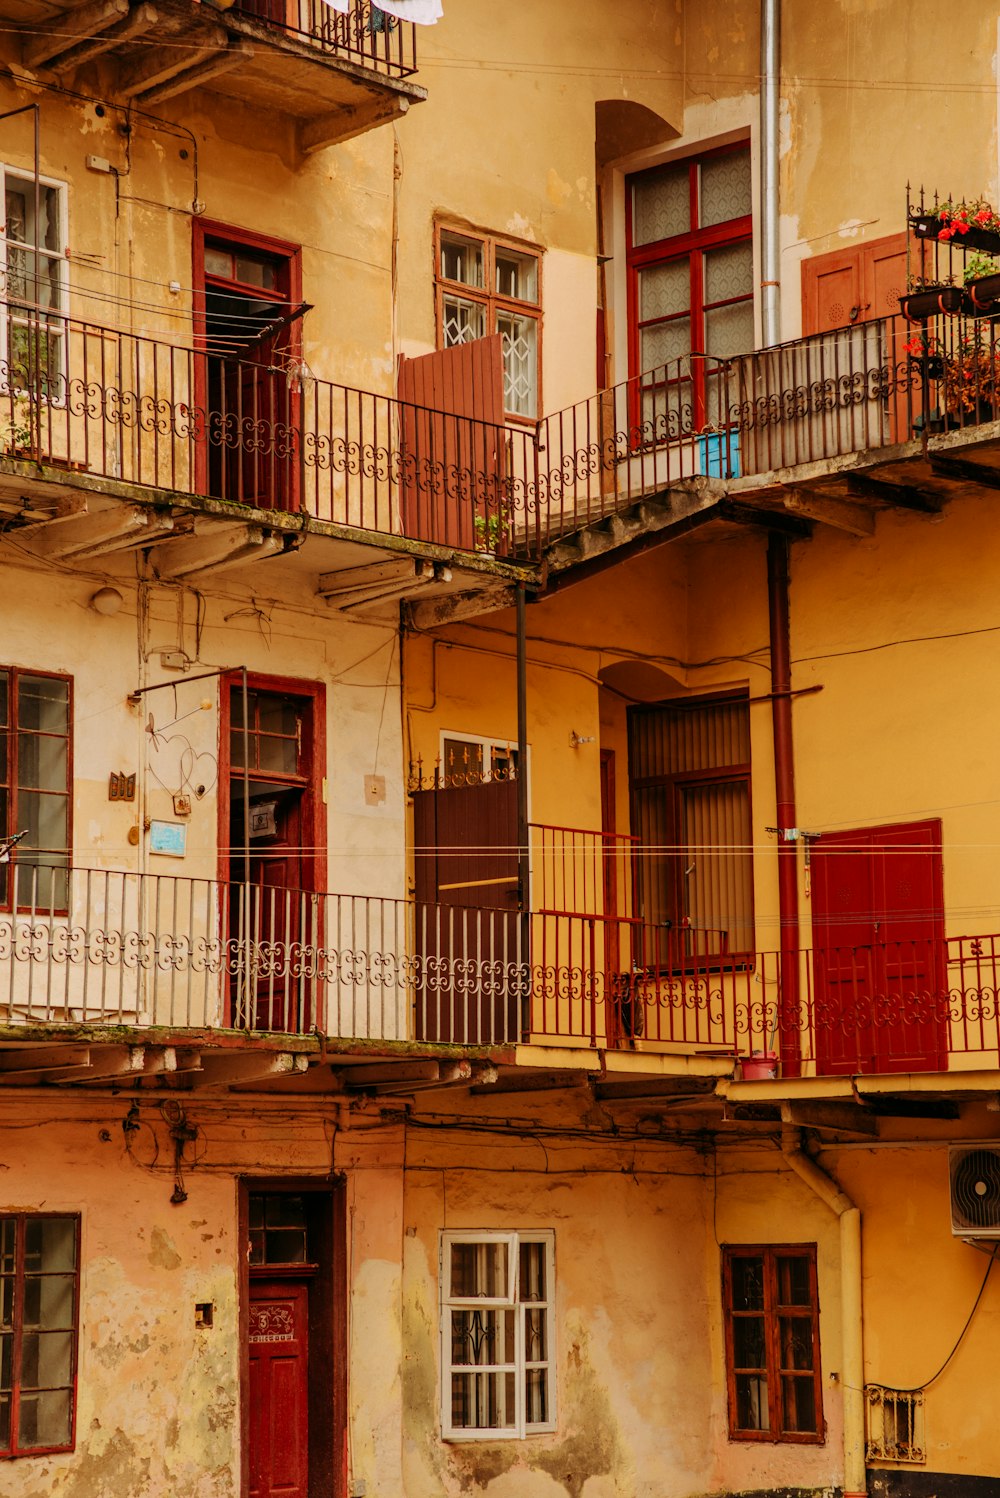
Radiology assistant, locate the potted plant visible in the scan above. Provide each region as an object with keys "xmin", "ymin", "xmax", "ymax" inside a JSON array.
[
  {"xmin": 942, "ymin": 331, "xmax": 1000, "ymax": 422},
  {"xmin": 911, "ymin": 198, "xmax": 1000, "ymax": 254},
  {"xmin": 899, "ymin": 278, "xmax": 972, "ymax": 322},
  {"xmin": 473, "ymin": 506, "xmax": 511, "ymax": 555},
  {"xmin": 965, "ymin": 250, "xmax": 1000, "ymax": 312}
]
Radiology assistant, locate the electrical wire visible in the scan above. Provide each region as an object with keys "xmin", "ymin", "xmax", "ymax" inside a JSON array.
[{"xmin": 888, "ymin": 1247, "xmax": 997, "ymax": 1393}]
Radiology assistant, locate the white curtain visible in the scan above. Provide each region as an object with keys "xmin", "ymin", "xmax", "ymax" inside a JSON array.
[{"xmin": 318, "ymin": 0, "xmax": 443, "ymax": 17}]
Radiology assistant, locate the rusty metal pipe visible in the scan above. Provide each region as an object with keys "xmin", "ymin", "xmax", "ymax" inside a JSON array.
[{"xmin": 767, "ymin": 533, "xmax": 801, "ymax": 1074}]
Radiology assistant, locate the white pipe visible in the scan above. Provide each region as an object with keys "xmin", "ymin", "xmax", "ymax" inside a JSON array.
[
  {"xmin": 760, "ymin": 0, "xmax": 781, "ymax": 346},
  {"xmin": 781, "ymin": 1118, "xmax": 866, "ymax": 1498}
]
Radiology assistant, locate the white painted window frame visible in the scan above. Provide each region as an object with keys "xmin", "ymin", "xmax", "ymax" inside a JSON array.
[
  {"xmin": 440, "ymin": 1229, "xmax": 556, "ymax": 1441},
  {"xmin": 0, "ymin": 164, "xmax": 70, "ymax": 403}
]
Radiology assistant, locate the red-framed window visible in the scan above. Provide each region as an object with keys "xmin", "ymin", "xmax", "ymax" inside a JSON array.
[
  {"xmin": 626, "ymin": 143, "xmax": 753, "ymax": 432},
  {"xmin": 0, "ymin": 669, "xmax": 72, "ymax": 913},
  {"xmin": 722, "ymin": 1244, "xmax": 824, "ymax": 1444},
  {"xmin": 0, "ymin": 1214, "xmax": 80, "ymax": 1460},
  {"xmin": 627, "ymin": 693, "xmax": 752, "ymax": 964}
]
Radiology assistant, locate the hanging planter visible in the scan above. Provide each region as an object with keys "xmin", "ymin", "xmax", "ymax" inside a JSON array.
[
  {"xmin": 900, "ymin": 285, "xmax": 973, "ymax": 322},
  {"xmin": 968, "ymin": 272, "xmax": 1000, "ymax": 313}
]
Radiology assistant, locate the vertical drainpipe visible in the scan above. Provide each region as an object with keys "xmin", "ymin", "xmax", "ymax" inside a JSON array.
[
  {"xmin": 516, "ymin": 584, "xmax": 530, "ymax": 1041},
  {"xmin": 761, "ymin": 0, "xmax": 781, "ymax": 347},
  {"xmin": 781, "ymin": 1118, "xmax": 866, "ymax": 1498},
  {"xmin": 767, "ymin": 534, "xmax": 800, "ymax": 1075}
]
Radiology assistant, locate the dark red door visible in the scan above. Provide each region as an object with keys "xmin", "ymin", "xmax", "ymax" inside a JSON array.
[
  {"xmin": 248, "ymin": 1281, "xmax": 309, "ymax": 1498},
  {"xmin": 811, "ymin": 819, "xmax": 946, "ymax": 1074},
  {"xmin": 412, "ymin": 779, "xmax": 521, "ymax": 1044}
]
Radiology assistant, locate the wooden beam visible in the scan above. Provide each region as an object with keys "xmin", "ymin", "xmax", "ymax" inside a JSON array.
[
  {"xmin": 0, "ymin": 1044, "xmax": 90, "ymax": 1074},
  {"xmin": 46, "ymin": 2, "xmax": 159, "ymax": 73},
  {"xmin": 405, "ymin": 584, "xmax": 518, "ymax": 631},
  {"xmin": 136, "ymin": 40, "xmax": 255, "ymax": 105},
  {"xmin": 846, "ymin": 473, "xmax": 943, "ymax": 512},
  {"xmin": 299, "ymin": 95, "xmax": 409, "ymax": 156},
  {"xmin": 783, "ymin": 1100, "xmax": 880, "ymax": 1137},
  {"xmin": 24, "ymin": 0, "xmax": 128, "ymax": 68},
  {"xmin": 929, "ymin": 454, "xmax": 1000, "ymax": 489},
  {"xmin": 319, "ymin": 558, "xmax": 435, "ymax": 610},
  {"xmin": 192, "ymin": 1051, "xmax": 309, "ymax": 1088},
  {"xmin": 25, "ymin": 505, "xmax": 174, "ymax": 560},
  {"xmin": 718, "ymin": 500, "xmax": 812, "ymax": 538},
  {"xmin": 339, "ymin": 1059, "xmax": 443, "ymax": 1089},
  {"xmin": 782, "ymin": 488, "xmax": 874, "ymax": 536},
  {"xmin": 149, "ymin": 521, "xmax": 279, "ymax": 580},
  {"xmin": 117, "ymin": 24, "xmax": 229, "ymax": 97}
]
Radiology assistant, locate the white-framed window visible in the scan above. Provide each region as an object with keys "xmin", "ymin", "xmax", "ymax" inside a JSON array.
[
  {"xmin": 440, "ymin": 1230, "xmax": 555, "ymax": 1440},
  {"xmin": 439, "ymin": 731, "xmax": 520, "ymax": 787},
  {"xmin": 435, "ymin": 224, "xmax": 542, "ymax": 420},
  {"xmin": 1, "ymin": 167, "xmax": 68, "ymax": 399}
]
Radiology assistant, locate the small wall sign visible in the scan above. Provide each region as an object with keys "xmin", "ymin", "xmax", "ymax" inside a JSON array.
[
  {"xmin": 108, "ymin": 772, "xmax": 136, "ymax": 802},
  {"xmin": 149, "ymin": 820, "xmax": 187, "ymax": 857},
  {"xmin": 250, "ymin": 801, "xmax": 278, "ymax": 839}
]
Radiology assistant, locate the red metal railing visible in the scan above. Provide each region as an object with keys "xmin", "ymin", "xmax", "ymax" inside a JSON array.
[{"xmin": 230, "ymin": 0, "xmax": 418, "ymax": 77}]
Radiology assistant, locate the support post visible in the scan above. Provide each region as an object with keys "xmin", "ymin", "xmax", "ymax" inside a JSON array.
[
  {"xmin": 767, "ymin": 533, "xmax": 801, "ymax": 1075},
  {"xmin": 516, "ymin": 583, "xmax": 530, "ymax": 1040}
]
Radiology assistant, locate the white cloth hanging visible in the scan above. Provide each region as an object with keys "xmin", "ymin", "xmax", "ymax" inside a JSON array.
[
  {"xmin": 371, "ymin": 0, "xmax": 443, "ymax": 23},
  {"xmin": 317, "ymin": 0, "xmax": 351, "ymax": 11}
]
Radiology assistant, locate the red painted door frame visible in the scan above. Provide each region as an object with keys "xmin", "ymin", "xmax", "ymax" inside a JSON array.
[
  {"xmin": 811, "ymin": 818, "xmax": 947, "ymax": 1075},
  {"xmin": 192, "ymin": 219, "xmax": 303, "ymax": 511}
]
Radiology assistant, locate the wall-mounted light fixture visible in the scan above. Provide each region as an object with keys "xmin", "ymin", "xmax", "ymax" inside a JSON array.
[
  {"xmin": 90, "ymin": 586, "xmax": 123, "ymax": 616},
  {"xmin": 568, "ymin": 730, "xmax": 596, "ymax": 749}
]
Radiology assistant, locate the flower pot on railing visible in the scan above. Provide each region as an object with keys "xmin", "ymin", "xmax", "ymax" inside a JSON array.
[
  {"xmin": 968, "ymin": 272, "xmax": 1000, "ymax": 313},
  {"xmin": 911, "ymin": 213, "xmax": 1000, "ymax": 254},
  {"xmin": 900, "ymin": 286, "xmax": 973, "ymax": 322}
]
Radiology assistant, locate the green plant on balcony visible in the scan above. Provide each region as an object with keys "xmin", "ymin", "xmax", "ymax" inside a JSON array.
[
  {"xmin": 474, "ymin": 508, "xmax": 511, "ymax": 554},
  {"xmin": 0, "ymin": 405, "xmax": 36, "ymax": 458},
  {"xmin": 941, "ymin": 331, "xmax": 1000, "ymax": 418}
]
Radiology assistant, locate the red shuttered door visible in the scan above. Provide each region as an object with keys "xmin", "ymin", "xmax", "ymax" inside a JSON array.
[
  {"xmin": 811, "ymin": 819, "xmax": 946, "ymax": 1075},
  {"xmin": 248, "ymin": 1282, "xmax": 309, "ymax": 1498}
]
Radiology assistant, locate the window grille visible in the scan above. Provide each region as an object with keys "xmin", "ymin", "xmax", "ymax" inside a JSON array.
[{"xmin": 865, "ymin": 1385, "xmax": 925, "ymax": 1464}]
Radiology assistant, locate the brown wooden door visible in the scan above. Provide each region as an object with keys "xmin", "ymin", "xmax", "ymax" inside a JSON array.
[
  {"xmin": 248, "ymin": 1281, "xmax": 309, "ymax": 1498},
  {"xmin": 811, "ymin": 819, "xmax": 946, "ymax": 1075},
  {"xmin": 397, "ymin": 335, "xmax": 505, "ymax": 551},
  {"xmin": 802, "ymin": 232, "xmax": 910, "ymax": 442},
  {"xmin": 412, "ymin": 779, "xmax": 521, "ymax": 1044}
]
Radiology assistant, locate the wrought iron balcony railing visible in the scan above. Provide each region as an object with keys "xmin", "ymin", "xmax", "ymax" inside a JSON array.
[
  {"xmin": 3, "ymin": 866, "xmax": 1000, "ymax": 1079},
  {"xmin": 203, "ymin": 0, "xmax": 417, "ymax": 77},
  {"xmin": 2, "ymin": 298, "xmax": 997, "ymax": 559}
]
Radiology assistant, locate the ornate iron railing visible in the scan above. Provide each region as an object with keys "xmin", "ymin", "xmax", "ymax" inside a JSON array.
[
  {"xmin": 229, "ymin": 0, "xmax": 418, "ymax": 78},
  {"xmin": 3, "ymin": 866, "xmax": 999, "ymax": 1076}
]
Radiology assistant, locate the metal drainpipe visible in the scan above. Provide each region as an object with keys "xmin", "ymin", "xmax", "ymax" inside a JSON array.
[
  {"xmin": 781, "ymin": 1117, "xmax": 866, "ymax": 1498},
  {"xmin": 761, "ymin": 0, "xmax": 781, "ymax": 346},
  {"xmin": 767, "ymin": 533, "xmax": 800, "ymax": 1074}
]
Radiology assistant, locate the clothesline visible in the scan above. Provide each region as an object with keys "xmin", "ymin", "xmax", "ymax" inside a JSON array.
[{"xmin": 319, "ymin": 0, "xmax": 443, "ymax": 23}]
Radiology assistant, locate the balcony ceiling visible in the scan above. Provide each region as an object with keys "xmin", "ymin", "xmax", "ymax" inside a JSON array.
[{"xmin": 14, "ymin": 0, "xmax": 425, "ymax": 149}]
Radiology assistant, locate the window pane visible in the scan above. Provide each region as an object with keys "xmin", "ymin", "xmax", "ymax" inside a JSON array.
[
  {"xmin": 496, "ymin": 248, "xmax": 538, "ymax": 304},
  {"xmin": 679, "ymin": 778, "xmax": 753, "ymax": 952},
  {"xmin": 782, "ymin": 1374, "xmax": 817, "ymax": 1433},
  {"xmin": 639, "ymin": 260, "xmax": 689, "ymax": 321},
  {"xmin": 736, "ymin": 1373, "xmax": 769, "ymax": 1430},
  {"xmin": 17, "ymin": 730, "xmax": 67, "ymax": 792},
  {"xmin": 524, "ymin": 1307, "xmax": 547, "ymax": 1362},
  {"xmin": 632, "ymin": 162, "xmax": 689, "ymax": 245},
  {"xmin": 0, "ymin": 673, "xmax": 8, "ymax": 727},
  {"xmin": 450, "ymin": 1240, "xmax": 509, "ymax": 1299},
  {"xmin": 19, "ymin": 791, "xmax": 68, "ymax": 852},
  {"xmin": 525, "ymin": 1366, "xmax": 548, "ymax": 1424},
  {"xmin": 0, "ymin": 1391, "xmax": 9, "ymax": 1451},
  {"xmin": 776, "ymin": 1255, "xmax": 812, "ymax": 1307},
  {"xmin": 700, "ymin": 150, "xmax": 752, "ymax": 228},
  {"xmin": 705, "ymin": 301, "xmax": 753, "ymax": 366},
  {"xmin": 14, "ymin": 858, "xmax": 68, "ymax": 911},
  {"xmin": 440, "ymin": 232, "xmax": 484, "ymax": 288},
  {"xmin": 496, "ymin": 310, "xmax": 537, "ymax": 418},
  {"xmin": 23, "ymin": 1273, "xmax": 75, "ymax": 1330},
  {"xmin": 257, "ymin": 696, "xmax": 297, "ymax": 736},
  {"xmin": 730, "ymin": 1255, "xmax": 765, "ymax": 1311},
  {"xmin": 0, "ymin": 1331, "xmax": 10, "ymax": 1389},
  {"xmin": 732, "ymin": 1315, "xmax": 766, "ymax": 1369},
  {"xmin": 204, "ymin": 246, "xmax": 232, "ymax": 278},
  {"xmin": 18, "ymin": 1386, "xmax": 71, "ymax": 1449},
  {"xmin": 234, "ymin": 254, "xmax": 278, "ymax": 291},
  {"xmin": 450, "ymin": 1369, "xmax": 516, "ymax": 1430},
  {"xmin": 442, "ymin": 294, "xmax": 486, "ymax": 348},
  {"xmin": 443, "ymin": 739, "xmax": 484, "ymax": 784},
  {"xmin": 24, "ymin": 1218, "xmax": 76, "ymax": 1274},
  {"xmin": 704, "ymin": 241, "xmax": 753, "ymax": 305},
  {"xmin": 18, "ymin": 677, "xmax": 68, "ymax": 735},
  {"xmin": 640, "ymin": 316, "xmax": 691, "ymax": 375},
  {"xmin": 630, "ymin": 698, "xmax": 751, "ymax": 778},
  {"xmin": 0, "ymin": 1219, "xmax": 13, "ymax": 1272},
  {"xmin": 256, "ymin": 736, "xmax": 298, "ymax": 775},
  {"xmin": 519, "ymin": 1241, "xmax": 546, "ymax": 1302},
  {"xmin": 20, "ymin": 1329, "xmax": 73, "ymax": 1388},
  {"xmin": 0, "ymin": 1278, "xmax": 11, "ymax": 1329},
  {"xmin": 450, "ymin": 1307, "xmax": 516, "ymax": 1366},
  {"xmin": 779, "ymin": 1315, "xmax": 815, "ymax": 1372}
]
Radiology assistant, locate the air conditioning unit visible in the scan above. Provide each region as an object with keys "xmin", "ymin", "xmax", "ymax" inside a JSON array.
[{"xmin": 949, "ymin": 1147, "xmax": 1000, "ymax": 1238}]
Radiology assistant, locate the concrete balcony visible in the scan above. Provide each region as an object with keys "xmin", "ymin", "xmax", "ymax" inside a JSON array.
[{"xmin": 12, "ymin": 0, "xmax": 424, "ymax": 151}]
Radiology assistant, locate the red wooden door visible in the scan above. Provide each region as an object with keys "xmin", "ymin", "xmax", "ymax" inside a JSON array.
[
  {"xmin": 397, "ymin": 335, "xmax": 505, "ymax": 551},
  {"xmin": 811, "ymin": 819, "xmax": 946, "ymax": 1075},
  {"xmin": 412, "ymin": 780, "xmax": 521, "ymax": 1044},
  {"xmin": 248, "ymin": 1281, "xmax": 309, "ymax": 1498}
]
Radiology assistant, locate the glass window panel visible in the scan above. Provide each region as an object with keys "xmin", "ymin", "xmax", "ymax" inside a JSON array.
[
  {"xmin": 524, "ymin": 1307, "xmax": 547, "ymax": 1362},
  {"xmin": 705, "ymin": 302, "xmax": 754, "ymax": 366},
  {"xmin": 18, "ymin": 677, "xmax": 68, "ymax": 735},
  {"xmin": 450, "ymin": 1240, "xmax": 509, "ymax": 1299},
  {"xmin": 204, "ymin": 246, "xmax": 232, "ymax": 278},
  {"xmin": 20, "ymin": 1329, "xmax": 73, "ymax": 1389},
  {"xmin": 24, "ymin": 1217, "xmax": 76, "ymax": 1274},
  {"xmin": 19, "ymin": 791, "xmax": 68, "ymax": 852},
  {"xmin": 444, "ymin": 739, "xmax": 485, "ymax": 783},
  {"xmin": 496, "ymin": 248, "xmax": 538, "ymax": 304},
  {"xmin": 450, "ymin": 1307, "xmax": 516, "ymax": 1366},
  {"xmin": 639, "ymin": 260, "xmax": 690, "ymax": 321},
  {"xmin": 640, "ymin": 316, "xmax": 691, "ymax": 376},
  {"xmin": 782, "ymin": 1374, "xmax": 817, "ymax": 1433},
  {"xmin": 0, "ymin": 673, "xmax": 8, "ymax": 727},
  {"xmin": 700, "ymin": 150, "xmax": 752, "ymax": 228},
  {"xmin": 256, "ymin": 736, "xmax": 298, "ymax": 775},
  {"xmin": 257, "ymin": 697, "xmax": 298, "ymax": 737},
  {"xmin": 730, "ymin": 1255, "xmax": 765, "ymax": 1311},
  {"xmin": 776, "ymin": 1255, "xmax": 812, "ymax": 1307},
  {"xmin": 0, "ymin": 1278, "xmax": 11, "ymax": 1329},
  {"xmin": 19, "ymin": 1385, "xmax": 71, "ymax": 1449},
  {"xmin": 525, "ymin": 1367, "xmax": 548, "ymax": 1424},
  {"xmin": 736, "ymin": 1373, "xmax": 769, "ymax": 1430},
  {"xmin": 0, "ymin": 1391, "xmax": 9, "ymax": 1451},
  {"xmin": 234, "ymin": 254, "xmax": 278, "ymax": 291},
  {"xmin": 519, "ymin": 1241, "xmax": 546, "ymax": 1302},
  {"xmin": 440, "ymin": 232, "xmax": 484, "ymax": 289},
  {"xmin": 14, "ymin": 858, "xmax": 68, "ymax": 911},
  {"xmin": 0, "ymin": 1330, "xmax": 10, "ymax": 1389},
  {"xmin": 265, "ymin": 1194, "xmax": 306, "ymax": 1228},
  {"xmin": 0, "ymin": 1220, "xmax": 13, "ymax": 1271},
  {"xmin": 450, "ymin": 1369, "xmax": 516, "ymax": 1430},
  {"xmin": 263, "ymin": 1229, "xmax": 307, "ymax": 1264},
  {"xmin": 704, "ymin": 241, "xmax": 753, "ymax": 305},
  {"xmin": 679, "ymin": 779, "xmax": 753, "ymax": 951},
  {"xmin": 732, "ymin": 1315, "xmax": 766, "ymax": 1369},
  {"xmin": 23, "ymin": 1273, "xmax": 74, "ymax": 1330},
  {"xmin": 17, "ymin": 731, "xmax": 67, "ymax": 792},
  {"xmin": 632, "ymin": 162, "xmax": 690, "ymax": 245},
  {"xmin": 496, "ymin": 310, "xmax": 537, "ymax": 418},
  {"xmin": 779, "ymin": 1316, "xmax": 815, "ymax": 1372},
  {"xmin": 442, "ymin": 294, "xmax": 486, "ymax": 348}
]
